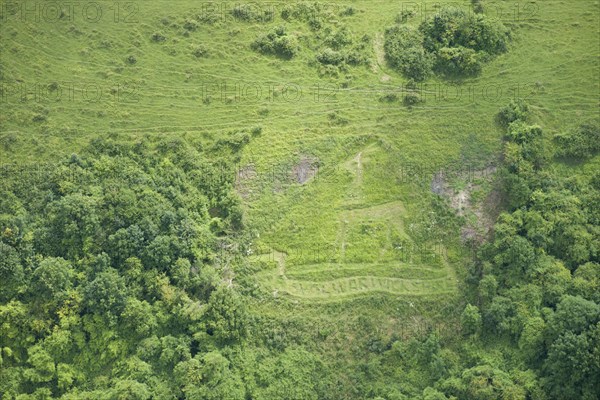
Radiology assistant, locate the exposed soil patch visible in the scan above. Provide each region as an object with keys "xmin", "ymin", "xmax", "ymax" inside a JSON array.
[
  {"xmin": 432, "ymin": 165, "xmax": 500, "ymax": 243},
  {"xmin": 291, "ymin": 155, "xmax": 319, "ymax": 184},
  {"xmin": 235, "ymin": 164, "xmax": 257, "ymax": 199}
]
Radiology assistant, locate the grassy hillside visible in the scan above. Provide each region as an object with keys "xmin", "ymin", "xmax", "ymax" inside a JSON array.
[{"xmin": 1, "ymin": 0, "xmax": 599, "ymax": 399}]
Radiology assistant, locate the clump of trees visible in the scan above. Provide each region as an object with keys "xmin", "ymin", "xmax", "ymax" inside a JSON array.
[
  {"xmin": 385, "ymin": 8, "xmax": 511, "ymax": 80},
  {"xmin": 0, "ymin": 136, "xmax": 254, "ymax": 397}
]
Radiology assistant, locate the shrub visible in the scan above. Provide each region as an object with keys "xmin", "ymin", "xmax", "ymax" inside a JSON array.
[
  {"xmin": 252, "ymin": 26, "xmax": 300, "ymax": 59},
  {"xmin": 316, "ymin": 48, "xmax": 344, "ymax": 65},
  {"xmin": 340, "ymin": 6, "xmax": 356, "ymax": 17},
  {"xmin": 403, "ymin": 92, "xmax": 422, "ymax": 106},
  {"xmin": 396, "ymin": 10, "xmax": 416, "ymax": 23},
  {"xmin": 435, "ymin": 46, "xmax": 482, "ymax": 76},
  {"xmin": 420, "ymin": 9, "xmax": 509, "ymax": 55},
  {"xmin": 151, "ymin": 32, "xmax": 166, "ymax": 42},
  {"xmin": 384, "ymin": 26, "xmax": 433, "ymax": 81},
  {"xmin": 192, "ymin": 45, "xmax": 208, "ymax": 58},
  {"xmin": 183, "ymin": 19, "xmax": 198, "ymax": 31},
  {"xmin": 472, "ymin": 0, "xmax": 484, "ymax": 14},
  {"xmin": 379, "ymin": 93, "xmax": 399, "ymax": 102},
  {"xmin": 231, "ymin": 4, "xmax": 272, "ymax": 22},
  {"xmin": 554, "ymin": 122, "xmax": 600, "ymax": 158},
  {"xmin": 497, "ymin": 99, "xmax": 529, "ymax": 127},
  {"xmin": 324, "ymin": 26, "xmax": 353, "ymax": 49}
]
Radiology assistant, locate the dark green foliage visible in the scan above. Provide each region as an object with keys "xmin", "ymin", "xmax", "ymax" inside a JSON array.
[
  {"xmin": 435, "ymin": 46, "xmax": 482, "ymax": 76},
  {"xmin": 151, "ymin": 32, "xmax": 166, "ymax": 42},
  {"xmin": 497, "ymin": 99, "xmax": 529, "ymax": 127},
  {"xmin": 419, "ymin": 9, "xmax": 509, "ymax": 55},
  {"xmin": 466, "ymin": 102, "xmax": 600, "ymax": 400},
  {"xmin": 231, "ymin": 4, "xmax": 273, "ymax": 23},
  {"xmin": 542, "ymin": 297, "xmax": 600, "ymax": 399},
  {"xmin": 384, "ymin": 25, "xmax": 433, "ymax": 81},
  {"xmin": 0, "ymin": 242, "xmax": 24, "ymax": 301},
  {"xmin": 403, "ymin": 91, "xmax": 423, "ymax": 106},
  {"xmin": 0, "ymin": 137, "xmax": 253, "ymax": 397},
  {"xmin": 554, "ymin": 121, "xmax": 600, "ymax": 159},
  {"xmin": 192, "ymin": 44, "xmax": 208, "ymax": 58},
  {"xmin": 252, "ymin": 26, "xmax": 300, "ymax": 59},
  {"xmin": 461, "ymin": 304, "xmax": 482, "ymax": 336},
  {"xmin": 384, "ymin": 8, "xmax": 510, "ymax": 79}
]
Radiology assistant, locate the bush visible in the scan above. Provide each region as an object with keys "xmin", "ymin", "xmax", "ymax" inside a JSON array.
[
  {"xmin": 183, "ymin": 19, "xmax": 198, "ymax": 31},
  {"xmin": 435, "ymin": 46, "xmax": 482, "ymax": 76},
  {"xmin": 340, "ymin": 6, "xmax": 356, "ymax": 17},
  {"xmin": 316, "ymin": 48, "xmax": 344, "ymax": 65},
  {"xmin": 420, "ymin": 9, "xmax": 509, "ymax": 55},
  {"xmin": 379, "ymin": 93, "xmax": 399, "ymax": 102},
  {"xmin": 497, "ymin": 99, "xmax": 529, "ymax": 127},
  {"xmin": 554, "ymin": 122, "xmax": 600, "ymax": 158},
  {"xmin": 324, "ymin": 26, "xmax": 353, "ymax": 49},
  {"xmin": 403, "ymin": 92, "xmax": 422, "ymax": 106},
  {"xmin": 252, "ymin": 26, "xmax": 300, "ymax": 59},
  {"xmin": 231, "ymin": 4, "xmax": 272, "ymax": 22},
  {"xmin": 151, "ymin": 32, "xmax": 166, "ymax": 42},
  {"xmin": 384, "ymin": 25, "xmax": 433, "ymax": 81},
  {"xmin": 396, "ymin": 10, "xmax": 417, "ymax": 24},
  {"xmin": 192, "ymin": 45, "xmax": 208, "ymax": 58}
]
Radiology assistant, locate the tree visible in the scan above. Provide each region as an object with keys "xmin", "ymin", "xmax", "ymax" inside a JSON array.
[
  {"xmin": 384, "ymin": 25, "xmax": 433, "ymax": 81},
  {"xmin": 554, "ymin": 121, "xmax": 600, "ymax": 159},
  {"xmin": 121, "ymin": 298, "xmax": 157, "ymax": 338},
  {"xmin": 441, "ymin": 365, "xmax": 526, "ymax": 400},
  {"xmin": 203, "ymin": 286, "xmax": 248, "ymax": 343},
  {"xmin": 44, "ymin": 193, "xmax": 101, "ymax": 259},
  {"xmin": 178, "ymin": 352, "xmax": 245, "ymax": 400},
  {"xmin": 83, "ymin": 269, "xmax": 128, "ymax": 322},
  {"xmin": 254, "ymin": 348, "xmax": 328, "ymax": 400},
  {"xmin": 31, "ymin": 257, "xmax": 74, "ymax": 307},
  {"xmin": 461, "ymin": 304, "xmax": 482, "ymax": 336},
  {"xmin": 23, "ymin": 345, "xmax": 55, "ymax": 383},
  {"xmin": 573, "ymin": 262, "xmax": 600, "ymax": 303},
  {"xmin": 113, "ymin": 379, "xmax": 152, "ymax": 400},
  {"xmin": 497, "ymin": 99, "xmax": 529, "ymax": 127},
  {"xmin": 0, "ymin": 242, "xmax": 24, "ymax": 301},
  {"xmin": 542, "ymin": 323, "xmax": 600, "ymax": 399},
  {"xmin": 547, "ymin": 295, "xmax": 600, "ymax": 339}
]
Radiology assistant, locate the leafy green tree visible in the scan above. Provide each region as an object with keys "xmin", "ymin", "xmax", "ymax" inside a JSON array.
[
  {"xmin": 542, "ymin": 322, "xmax": 600, "ymax": 399},
  {"xmin": 178, "ymin": 351, "xmax": 245, "ymax": 400},
  {"xmin": 573, "ymin": 262, "xmax": 600, "ymax": 302},
  {"xmin": 0, "ymin": 242, "xmax": 24, "ymax": 301},
  {"xmin": 554, "ymin": 121, "xmax": 600, "ymax": 158},
  {"xmin": 384, "ymin": 25, "xmax": 433, "ymax": 81},
  {"xmin": 547, "ymin": 295, "xmax": 599, "ymax": 338},
  {"xmin": 121, "ymin": 298, "xmax": 157, "ymax": 338},
  {"xmin": 23, "ymin": 344, "xmax": 55, "ymax": 383},
  {"xmin": 497, "ymin": 99, "xmax": 529, "ymax": 127},
  {"xmin": 203, "ymin": 286, "xmax": 248, "ymax": 343},
  {"xmin": 83, "ymin": 269, "xmax": 128, "ymax": 321},
  {"xmin": 31, "ymin": 257, "xmax": 74, "ymax": 308},
  {"xmin": 254, "ymin": 348, "xmax": 328, "ymax": 400},
  {"xmin": 43, "ymin": 193, "xmax": 101, "ymax": 259},
  {"xmin": 441, "ymin": 365, "xmax": 525, "ymax": 400},
  {"xmin": 461, "ymin": 304, "xmax": 482, "ymax": 336}
]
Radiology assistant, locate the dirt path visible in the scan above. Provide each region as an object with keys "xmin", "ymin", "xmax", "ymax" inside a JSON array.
[{"xmin": 372, "ymin": 32, "xmax": 391, "ymax": 81}]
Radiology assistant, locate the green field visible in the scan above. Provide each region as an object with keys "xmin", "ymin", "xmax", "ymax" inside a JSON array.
[{"xmin": 1, "ymin": 0, "xmax": 599, "ymax": 399}]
